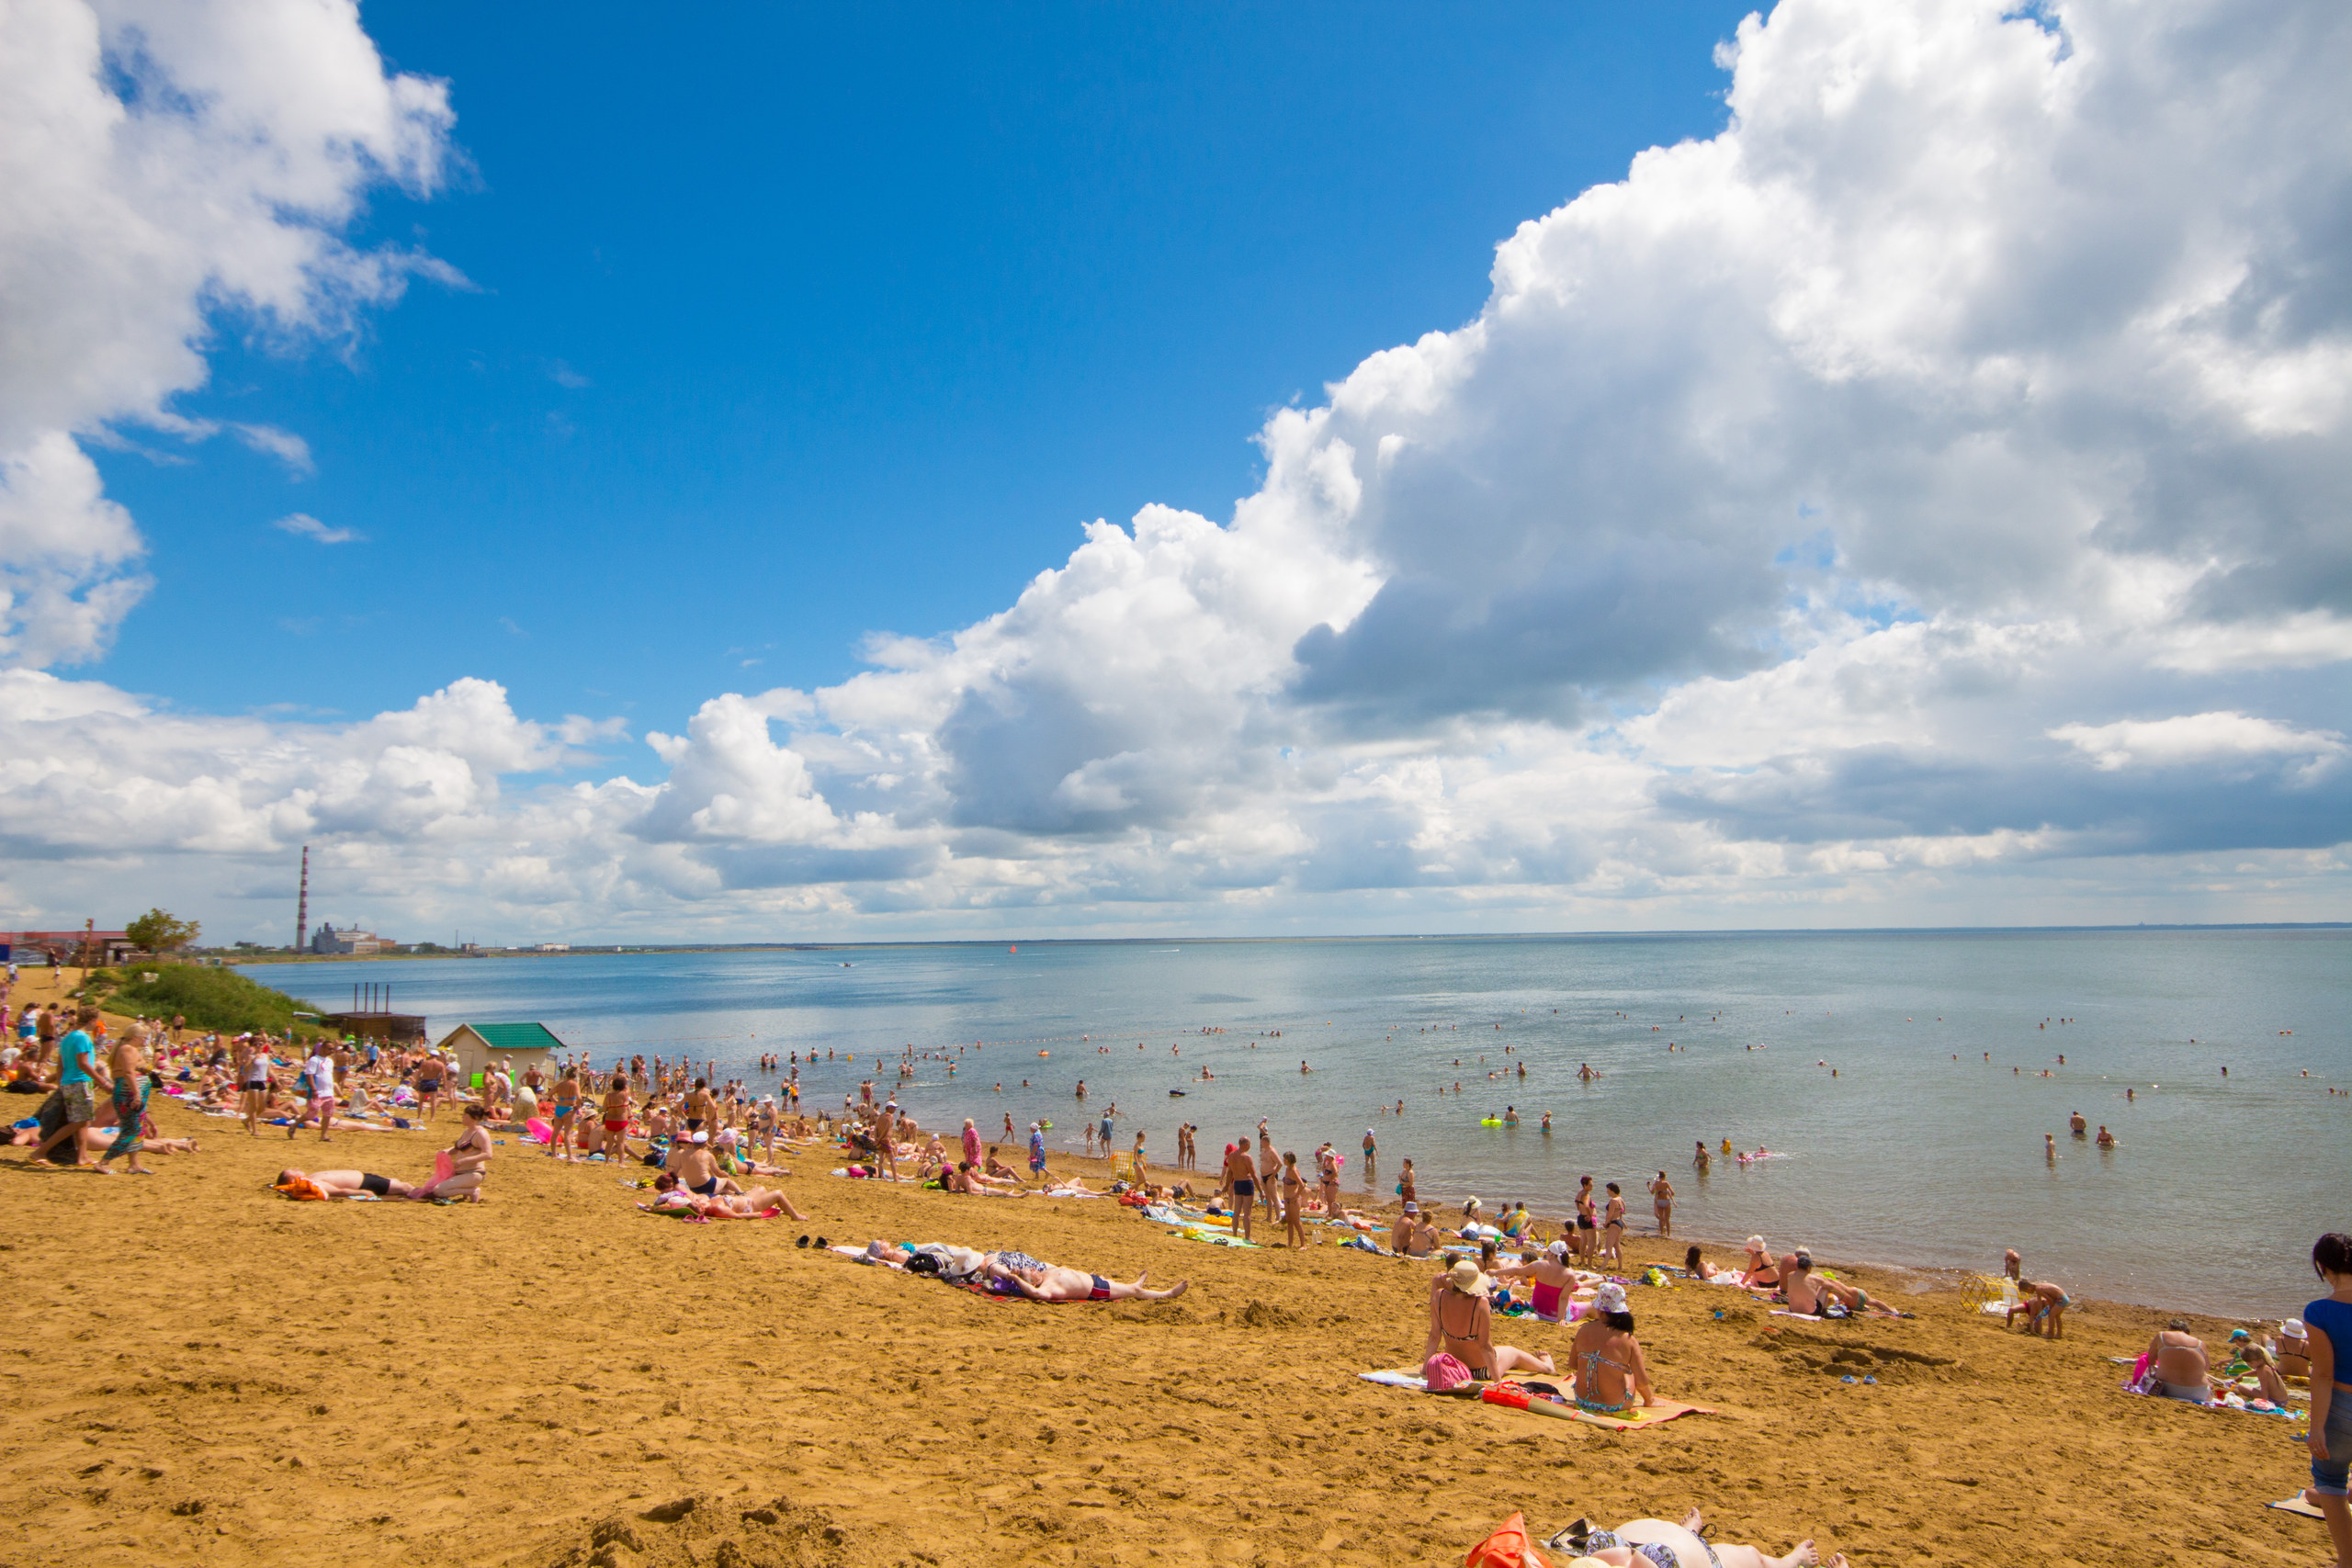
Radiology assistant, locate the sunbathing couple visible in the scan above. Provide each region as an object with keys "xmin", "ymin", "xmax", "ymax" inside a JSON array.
[
  {"xmin": 649, "ymin": 1170, "xmax": 807, "ymax": 1219},
  {"xmin": 278, "ymin": 1103, "xmax": 498, "ymax": 1202},
  {"xmin": 854, "ymin": 1239, "xmax": 1188, "ymax": 1303},
  {"xmin": 1747, "ymin": 1248, "xmax": 1903, "ymax": 1318}
]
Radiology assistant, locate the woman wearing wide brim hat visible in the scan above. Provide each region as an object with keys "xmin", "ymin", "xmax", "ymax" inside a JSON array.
[{"xmin": 1425, "ymin": 1258, "xmax": 1555, "ymax": 1381}]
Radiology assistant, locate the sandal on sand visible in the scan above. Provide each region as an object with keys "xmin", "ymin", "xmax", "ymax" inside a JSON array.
[{"xmin": 796, "ymin": 1235, "xmax": 811, "ymax": 1248}]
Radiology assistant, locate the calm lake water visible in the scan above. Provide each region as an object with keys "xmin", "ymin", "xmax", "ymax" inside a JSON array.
[{"xmin": 242, "ymin": 928, "xmax": 2349, "ymax": 1317}]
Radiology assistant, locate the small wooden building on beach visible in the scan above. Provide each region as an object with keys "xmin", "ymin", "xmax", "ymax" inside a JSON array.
[{"xmin": 435, "ymin": 1021, "xmax": 568, "ymax": 1082}]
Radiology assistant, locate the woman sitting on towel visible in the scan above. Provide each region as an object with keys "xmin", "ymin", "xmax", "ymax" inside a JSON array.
[
  {"xmin": 1493, "ymin": 1241, "xmax": 1582, "ymax": 1322},
  {"xmin": 1424, "ymin": 1259, "xmax": 1555, "ymax": 1382},
  {"xmin": 1567, "ymin": 1281, "xmax": 1656, "ymax": 1414}
]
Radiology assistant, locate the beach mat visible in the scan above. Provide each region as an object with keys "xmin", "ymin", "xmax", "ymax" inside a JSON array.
[{"xmin": 2267, "ymin": 1496, "xmax": 2326, "ymax": 1519}]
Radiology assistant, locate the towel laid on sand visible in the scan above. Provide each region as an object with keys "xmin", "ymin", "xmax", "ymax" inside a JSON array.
[{"xmin": 1356, "ymin": 1369, "xmax": 1717, "ymax": 1431}]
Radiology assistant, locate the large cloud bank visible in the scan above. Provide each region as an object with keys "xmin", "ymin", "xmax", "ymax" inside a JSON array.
[{"xmin": 4, "ymin": 0, "xmax": 2347, "ymax": 940}]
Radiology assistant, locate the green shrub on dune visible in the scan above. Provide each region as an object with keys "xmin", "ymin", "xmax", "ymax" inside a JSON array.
[{"xmin": 107, "ymin": 965, "xmax": 315, "ymax": 1035}]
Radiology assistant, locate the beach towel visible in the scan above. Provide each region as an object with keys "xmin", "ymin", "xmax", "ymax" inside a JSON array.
[{"xmin": 1355, "ymin": 1369, "xmax": 1716, "ymax": 1432}]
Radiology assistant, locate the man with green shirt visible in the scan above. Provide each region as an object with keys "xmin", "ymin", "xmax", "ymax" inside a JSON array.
[{"xmin": 19, "ymin": 1007, "xmax": 107, "ymax": 1167}]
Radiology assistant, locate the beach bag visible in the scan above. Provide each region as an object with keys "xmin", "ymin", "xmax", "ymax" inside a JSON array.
[
  {"xmin": 1464, "ymin": 1511, "xmax": 1550, "ymax": 1568},
  {"xmin": 1424, "ymin": 1352, "xmax": 1474, "ymax": 1393}
]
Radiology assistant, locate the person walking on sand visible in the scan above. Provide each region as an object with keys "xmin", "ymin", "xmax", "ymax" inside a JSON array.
[
  {"xmin": 1027, "ymin": 1121, "xmax": 1047, "ymax": 1181},
  {"xmin": 1648, "ymin": 1171, "xmax": 1676, "ymax": 1237},
  {"xmin": 1318, "ymin": 1142, "xmax": 1343, "ymax": 1224},
  {"xmin": 294, "ymin": 1040, "xmax": 336, "ymax": 1142},
  {"xmin": 1222, "ymin": 1137, "xmax": 1259, "ymax": 1243},
  {"xmin": 1602, "ymin": 1182, "xmax": 1626, "ymax": 1266},
  {"xmin": 875, "ymin": 1100, "xmax": 900, "ymax": 1181},
  {"xmin": 19, "ymin": 1007, "xmax": 106, "ymax": 1167},
  {"xmin": 96, "ymin": 1028, "xmax": 153, "ymax": 1175},
  {"xmin": 961, "ymin": 1117, "xmax": 982, "ymax": 1171}
]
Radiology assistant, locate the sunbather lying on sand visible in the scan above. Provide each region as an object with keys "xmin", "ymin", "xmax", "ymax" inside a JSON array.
[
  {"xmin": 983, "ymin": 1258, "xmax": 1190, "ymax": 1303},
  {"xmin": 944, "ymin": 1161, "xmax": 1024, "ymax": 1194},
  {"xmin": 279, "ymin": 1168, "xmax": 418, "ymax": 1198},
  {"xmin": 1558, "ymin": 1506, "xmax": 1845, "ymax": 1568},
  {"xmin": 649, "ymin": 1171, "xmax": 806, "ymax": 1219},
  {"xmin": 1765, "ymin": 1252, "xmax": 1903, "ymax": 1317}
]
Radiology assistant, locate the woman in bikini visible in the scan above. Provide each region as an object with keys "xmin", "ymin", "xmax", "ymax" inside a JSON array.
[
  {"xmin": 238, "ymin": 1041, "xmax": 275, "ymax": 1138},
  {"xmin": 600, "ymin": 1074, "xmax": 634, "ymax": 1161},
  {"xmin": 1567, "ymin": 1281, "xmax": 1655, "ymax": 1414},
  {"xmin": 1280, "ymin": 1150, "xmax": 1309, "ymax": 1248},
  {"xmin": 1424, "ymin": 1259, "xmax": 1555, "ymax": 1381},
  {"xmin": 548, "ymin": 1066, "xmax": 581, "ymax": 1161},
  {"xmin": 1602, "ymin": 1182, "xmax": 1627, "ymax": 1267},
  {"xmin": 407, "ymin": 1103, "xmax": 493, "ymax": 1201}
]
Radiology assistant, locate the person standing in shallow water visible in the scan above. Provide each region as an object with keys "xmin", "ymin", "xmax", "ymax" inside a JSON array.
[{"xmin": 1648, "ymin": 1171, "xmax": 1675, "ymax": 1237}]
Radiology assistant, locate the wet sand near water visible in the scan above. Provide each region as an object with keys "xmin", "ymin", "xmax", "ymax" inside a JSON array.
[{"xmin": 0, "ymin": 1087, "xmax": 2326, "ymax": 1566}]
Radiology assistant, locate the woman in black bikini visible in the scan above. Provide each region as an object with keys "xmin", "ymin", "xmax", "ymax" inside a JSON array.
[{"xmin": 1424, "ymin": 1259, "xmax": 1554, "ymax": 1381}]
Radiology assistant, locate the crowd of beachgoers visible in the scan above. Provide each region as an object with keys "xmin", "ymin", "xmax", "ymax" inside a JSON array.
[{"xmin": 6, "ymin": 966, "xmax": 2347, "ymax": 1568}]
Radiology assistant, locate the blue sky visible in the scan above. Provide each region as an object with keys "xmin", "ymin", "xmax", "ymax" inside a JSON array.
[
  {"xmin": 94, "ymin": 2, "xmax": 1752, "ymax": 737},
  {"xmin": 4, "ymin": 0, "xmax": 2346, "ymax": 943}
]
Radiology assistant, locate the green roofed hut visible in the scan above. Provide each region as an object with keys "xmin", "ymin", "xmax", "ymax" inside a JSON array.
[{"xmin": 435, "ymin": 1021, "xmax": 569, "ymax": 1085}]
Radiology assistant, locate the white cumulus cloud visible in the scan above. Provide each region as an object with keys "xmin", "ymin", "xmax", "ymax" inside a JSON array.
[
  {"xmin": 0, "ymin": 0, "xmax": 455, "ymax": 666},
  {"xmin": 4, "ymin": 0, "xmax": 2349, "ymax": 940}
]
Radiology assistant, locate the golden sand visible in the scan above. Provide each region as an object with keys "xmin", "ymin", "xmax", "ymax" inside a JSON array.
[{"xmin": 0, "ymin": 976, "xmax": 2323, "ymax": 1566}]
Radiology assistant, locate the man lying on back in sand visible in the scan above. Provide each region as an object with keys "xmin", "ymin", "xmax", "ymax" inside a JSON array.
[
  {"xmin": 983, "ymin": 1258, "xmax": 1189, "ymax": 1303},
  {"xmin": 279, "ymin": 1168, "xmax": 418, "ymax": 1198}
]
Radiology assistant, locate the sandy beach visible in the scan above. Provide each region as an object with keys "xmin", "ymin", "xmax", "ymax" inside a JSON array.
[{"xmin": 2, "ymin": 981, "xmax": 2332, "ymax": 1568}]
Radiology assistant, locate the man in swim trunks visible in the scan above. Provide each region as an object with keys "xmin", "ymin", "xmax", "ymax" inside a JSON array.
[
  {"xmin": 1221, "ymin": 1136, "xmax": 1258, "ymax": 1243},
  {"xmin": 280, "ymin": 1168, "xmax": 418, "ymax": 1198},
  {"xmin": 670, "ymin": 1131, "xmax": 737, "ymax": 1196},
  {"xmin": 986, "ymin": 1258, "xmax": 1190, "ymax": 1303}
]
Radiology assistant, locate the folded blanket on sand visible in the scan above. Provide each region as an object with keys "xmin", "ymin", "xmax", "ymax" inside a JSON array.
[{"xmin": 1357, "ymin": 1369, "xmax": 1716, "ymax": 1431}]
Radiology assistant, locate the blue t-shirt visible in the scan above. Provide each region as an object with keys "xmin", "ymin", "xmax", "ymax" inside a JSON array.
[
  {"xmin": 59, "ymin": 1030, "xmax": 96, "ymax": 1085},
  {"xmin": 2305, "ymin": 1296, "xmax": 2352, "ymax": 1385}
]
